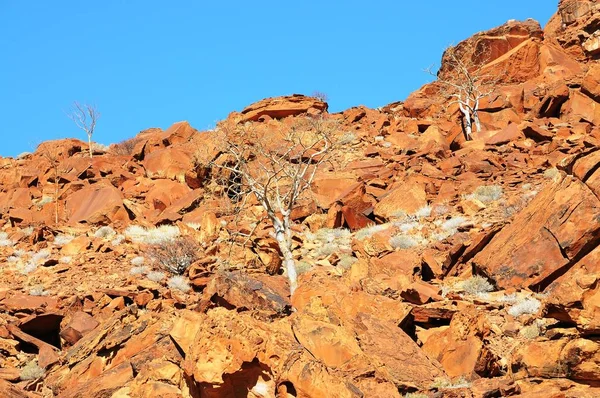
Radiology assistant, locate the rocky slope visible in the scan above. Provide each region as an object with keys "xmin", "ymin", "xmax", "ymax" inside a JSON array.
[{"xmin": 1, "ymin": 1, "xmax": 600, "ymax": 397}]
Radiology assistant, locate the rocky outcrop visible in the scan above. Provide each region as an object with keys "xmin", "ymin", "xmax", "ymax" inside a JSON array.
[
  {"xmin": 3, "ymin": 1, "xmax": 600, "ymax": 396},
  {"xmin": 237, "ymin": 94, "xmax": 328, "ymax": 122}
]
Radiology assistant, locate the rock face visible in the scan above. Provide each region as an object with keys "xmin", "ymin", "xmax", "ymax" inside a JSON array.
[
  {"xmin": 66, "ymin": 184, "xmax": 130, "ymax": 226},
  {"xmin": 3, "ymin": 2, "xmax": 600, "ymax": 397},
  {"xmin": 473, "ymin": 175, "xmax": 600, "ymax": 290},
  {"xmin": 238, "ymin": 94, "xmax": 328, "ymax": 122}
]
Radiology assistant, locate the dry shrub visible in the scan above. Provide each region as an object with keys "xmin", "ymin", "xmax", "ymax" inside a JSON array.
[
  {"xmin": 148, "ymin": 237, "xmax": 200, "ymax": 275},
  {"xmin": 111, "ymin": 136, "xmax": 141, "ymax": 156}
]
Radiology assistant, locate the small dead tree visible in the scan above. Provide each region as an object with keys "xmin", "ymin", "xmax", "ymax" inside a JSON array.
[
  {"xmin": 428, "ymin": 42, "xmax": 499, "ymax": 140},
  {"xmin": 67, "ymin": 102, "xmax": 100, "ymax": 158},
  {"xmin": 211, "ymin": 116, "xmax": 337, "ymax": 295}
]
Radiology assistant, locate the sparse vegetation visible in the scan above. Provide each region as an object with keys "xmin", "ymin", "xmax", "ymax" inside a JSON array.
[
  {"xmin": 543, "ymin": 167, "xmax": 560, "ymax": 180},
  {"xmin": 29, "ymin": 286, "xmax": 50, "ymax": 296},
  {"xmin": 130, "ymin": 266, "xmax": 149, "ymax": 276},
  {"xmin": 59, "ymin": 256, "xmax": 72, "ymax": 264},
  {"xmin": 146, "ymin": 271, "xmax": 166, "ymax": 282},
  {"xmin": 111, "ymin": 235, "xmax": 125, "ymax": 246},
  {"xmin": 355, "ymin": 223, "xmax": 391, "ymax": 240},
  {"xmin": 453, "ymin": 275, "xmax": 494, "ymax": 296},
  {"xmin": 520, "ymin": 323, "xmax": 541, "ymax": 339},
  {"xmin": 111, "ymin": 136, "xmax": 141, "ymax": 156},
  {"xmin": 0, "ymin": 232, "xmax": 14, "ymax": 247},
  {"xmin": 148, "ymin": 237, "xmax": 199, "ymax": 275},
  {"xmin": 389, "ymin": 234, "xmax": 420, "ymax": 249},
  {"xmin": 464, "ymin": 185, "xmax": 503, "ymax": 204},
  {"xmin": 94, "ymin": 226, "xmax": 116, "ymax": 239},
  {"xmin": 130, "ymin": 256, "xmax": 145, "ymax": 266},
  {"xmin": 67, "ymin": 101, "xmax": 100, "ymax": 159},
  {"xmin": 508, "ymin": 297, "xmax": 541, "ymax": 317},
  {"xmin": 53, "ymin": 234, "xmax": 74, "ymax": 246},
  {"xmin": 431, "ymin": 376, "xmax": 471, "ymax": 389},
  {"xmin": 414, "ymin": 205, "xmax": 432, "ymax": 219},
  {"xmin": 19, "ymin": 361, "xmax": 45, "ymax": 381},
  {"xmin": 167, "ymin": 275, "xmax": 191, "ymax": 292},
  {"xmin": 403, "ymin": 393, "xmax": 428, "ymax": 398},
  {"xmin": 124, "ymin": 225, "xmax": 180, "ymax": 245}
]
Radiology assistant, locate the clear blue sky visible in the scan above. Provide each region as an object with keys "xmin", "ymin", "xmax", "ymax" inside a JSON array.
[{"xmin": 1, "ymin": 1, "xmax": 556, "ymax": 157}]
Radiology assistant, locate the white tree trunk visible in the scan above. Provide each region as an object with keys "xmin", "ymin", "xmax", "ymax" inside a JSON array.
[
  {"xmin": 459, "ymin": 103, "xmax": 473, "ymax": 141},
  {"xmin": 88, "ymin": 134, "xmax": 93, "ymax": 159},
  {"xmin": 274, "ymin": 228, "xmax": 298, "ymax": 296},
  {"xmin": 473, "ymin": 110, "xmax": 481, "ymax": 133}
]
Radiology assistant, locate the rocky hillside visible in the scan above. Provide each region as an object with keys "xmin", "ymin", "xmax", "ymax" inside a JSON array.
[{"xmin": 1, "ymin": 1, "xmax": 600, "ymax": 397}]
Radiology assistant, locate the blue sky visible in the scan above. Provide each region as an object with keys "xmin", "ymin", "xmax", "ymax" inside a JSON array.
[{"xmin": 1, "ymin": 1, "xmax": 556, "ymax": 157}]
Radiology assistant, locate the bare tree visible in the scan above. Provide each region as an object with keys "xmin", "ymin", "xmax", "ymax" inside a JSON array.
[
  {"xmin": 67, "ymin": 102, "xmax": 100, "ymax": 158},
  {"xmin": 428, "ymin": 42, "xmax": 499, "ymax": 140},
  {"xmin": 210, "ymin": 116, "xmax": 337, "ymax": 295}
]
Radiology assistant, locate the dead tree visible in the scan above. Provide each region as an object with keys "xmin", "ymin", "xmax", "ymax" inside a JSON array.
[
  {"xmin": 68, "ymin": 102, "xmax": 100, "ymax": 158},
  {"xmin": 211, "ymin": 116, "xmax": 337, "ymax": 295},
  {"xmin": 428, "ymin": 42, "xmax": 499, "ymax": 140}
]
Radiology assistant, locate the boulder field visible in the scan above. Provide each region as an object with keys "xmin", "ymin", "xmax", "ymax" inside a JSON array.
[{"xmin": 2, "ymin": 1, "xmax": 600, "ymax": 397}]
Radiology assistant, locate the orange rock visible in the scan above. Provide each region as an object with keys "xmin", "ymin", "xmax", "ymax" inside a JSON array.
[
  {"xmin": 60, "ymin": 311, "xmax": 99, "ymax": 345},
  {"xmin": 473, "ymin": 175, "xmax": 600, "ymax": 290},
  {"xmin": 66, "ymin": 184, "xmax": 129, "ymax": 226},
  {"xmin": 238, "ymin": 94, "xmax": 327, "ymax": 123},
  {"xmin": 374, "ymin": 181, "xmax": 427, "ymax": 220}
]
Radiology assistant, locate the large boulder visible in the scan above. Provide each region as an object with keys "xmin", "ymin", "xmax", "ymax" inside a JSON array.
[
  {"xmin": 66, "ymin": 184, "xmax": 130, "ymax": 225},
  {"xmin": 238, "ymin": 94, "xmax": 328, "ymax": 122},
  {"xmin": 438, "ymin": 19, "xmax": 543, "ymax": 82},
  {"xmin": 473, "ymin": 175, "xmax": 600, "ymax": 290}
]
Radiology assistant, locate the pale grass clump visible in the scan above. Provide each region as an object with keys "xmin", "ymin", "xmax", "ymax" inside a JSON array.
[
  {"xmin": 339, "ymin": 132, "xmax": 357, "ymax": 145},
  {"xmin": 431, "ymin": 376, "xmax": 471, "ymax": 389},
  {"xmin": 146, "ymin": 271, "xmax": 166, "ymax": 282},
  {"xmin": 130, "ymin": 266, "xmax": 150, "ymax": 276},
  {"xmin": 440, "ymin": 216, "xmax": 467, "ymax": 231},
  {"xmin": 130, "ymin": 256, "xmax": 145, "ymax": 266},
  {"xmin": 53, "ymin": 234, "xmax": 74, "ymax": 246},
  {"xmin": 20, "ymin": 262, "xmax": 38, "ymax": 275},
  {"xmin": 464, "ymin": 185, "xmax": 503, "ymax": 204},
  {"xmin": 31, "ymin": 249, "xmax": 51, "ymax": 264},
  {"xmin": 185, "ymin": 222, "xmax": 201, "ymax": 230},
  {"xmin": 389, "ymin": 234, "xmax": 420, "ymax": 250},
  {"xmin": 543, "ymin": 167, "xmax": 560, "ymax": 180},
  {"xmin": 7, "ymin": 256, "xmax": 20, "ymax": 263},
  {"xmin": 0, "ymin": 232, "xmax": 14, "ymax": 247},
  {"xmin": 125, "ymin": 225, "xmax": 181, "ymax": 245},
  {"xmin": 295, "ymin": 260, "xmax": 313, "ymax": 275},
  {"xmin": 111, "ymin": 235, "xmax": 125, "ymax": 246},
  {"xmin": 414, "ymin": 205, "xmax": 432, "ymax": 219},
  {"xmin": 454, "ymin": 275, "xmax": 494, "ymax": 296},
  {"xmin": 403, "ymin": 393, "xmax": 428, "ymax": 398},
  {"xmin": 29, "ymin": 286, "xmax": 50, "ymax": 296},
  {"xmin": 337, "ymin": 255, "xmax": 358, "ymax": 270},
  {"xmin": 35, "ymin": 196, "xmax": 54, "ymax": 208},
  {"xmin": 20, "ymin": 361, "xmax": 45, "ymax": 381},
  {"xmin": 508, "ymin": 297, "xmax": 541, "ymax": 317},
  {"xmin": 520, "ymin": 323, "xmax": 541, "ymax": 339},
  {"xmin": 167, "ymin": 275, "xmax": 191, "ymax": 292},
  {"xmin": 355, "ymin": 223, "xmax": 391, "ymax": 240},
  {"xmin": 59, "ymin": 256, "xmax": 72, "ymax": 264},
  {"xmin": 21, "ymin": 227, "xmax": 34, "ymax": 237},
  {"xmin": 94, "ymin": 226, "xmax": 116, "ymax": 239},
  {"xmin": 305, "ymin": 228, "xmax": 352, "ymax": 260}
]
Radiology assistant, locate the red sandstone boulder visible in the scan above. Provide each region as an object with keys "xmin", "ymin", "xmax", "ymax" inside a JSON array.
[
  {"xmin": 473, "ymin": 175, "xmax": 600, "ymax": 290},
  {"xmin": 66, "ymin": 184, "xmax": 130, "ymax": 225},
  {"xmin": 238, "ymin": 94, "xmax": 328, "ymax": 123}
]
